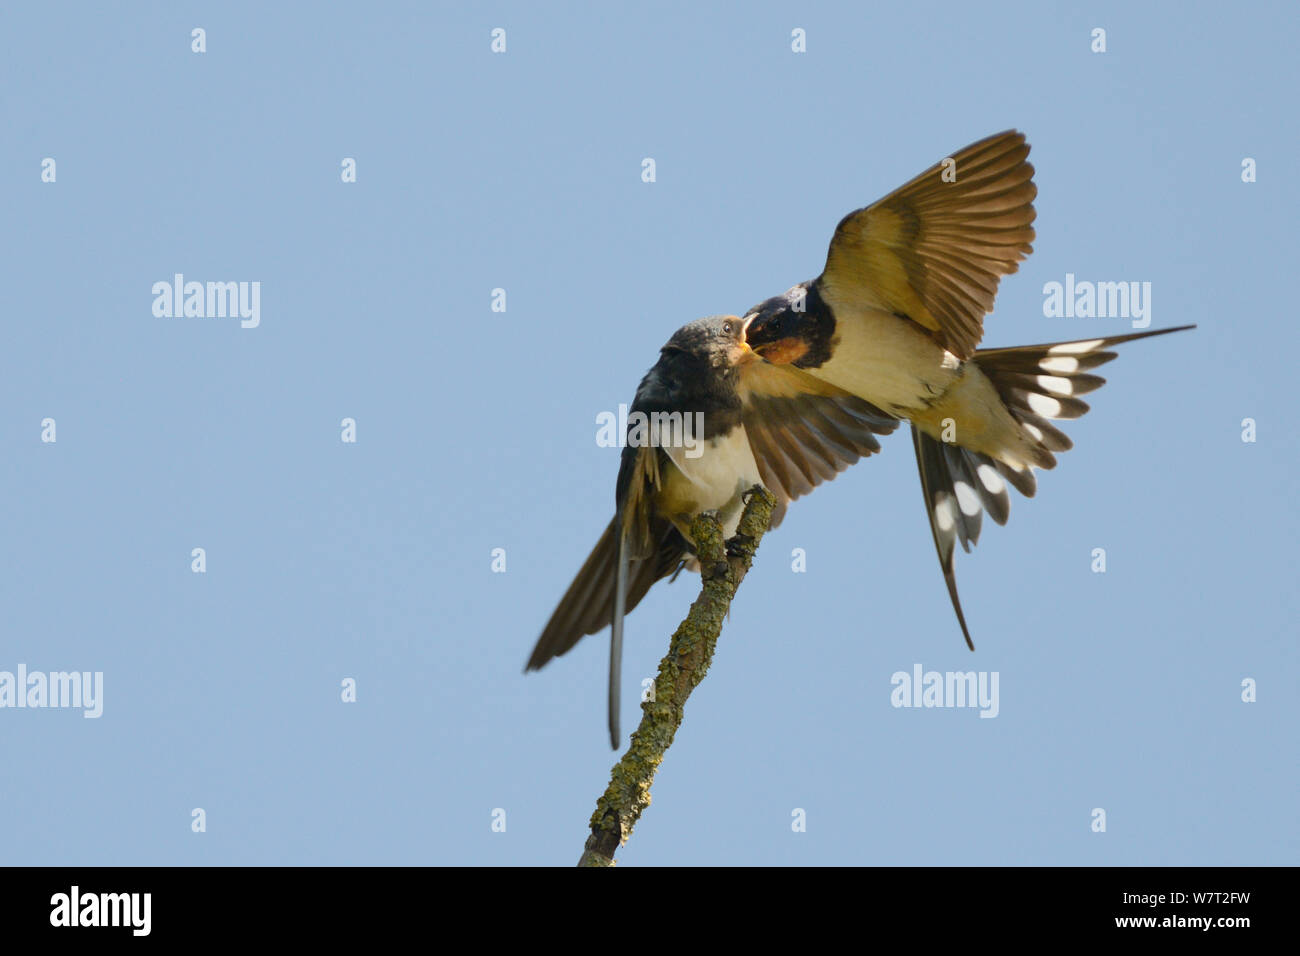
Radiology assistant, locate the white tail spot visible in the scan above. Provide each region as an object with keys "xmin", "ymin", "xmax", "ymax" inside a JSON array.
[
  {"xmin": 1048, "ymin": 339, "xmax": 1103, "ymax": 355},
  {"xmin": 954, "ymin": 480, "xmax": 981, "ymax": 516},
  {"xmin": 976, "ymin": 464, "xmax": 1005, "ymax": 495},
  {"xmin": 934, "ymin": 494, "xmax": 957, "ymax": 532},
  {"xmin": 1038, "ymin": 355, "xmax": 1079, "ymax": 373},
  {"xmin": 1022, "ymin": 422, "xmax": 1044, "ymax": 442},
  {"xmin": 1036, "ymin": 374, "xmax": 1074, "ymax": 395},
  {"xmin": 1026, "ymin": 392, "xmax": 1063, "ymax": 418}
]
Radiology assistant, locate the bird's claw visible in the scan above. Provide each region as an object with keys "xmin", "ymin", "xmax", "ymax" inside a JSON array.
[{"xmin": 725, "ymin": 532, "xmax": 755, "ymax": 559}]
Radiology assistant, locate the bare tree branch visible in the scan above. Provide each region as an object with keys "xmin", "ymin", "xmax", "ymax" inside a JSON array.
[{"xmin": 578, "ymin": 485, "xmax": 777, "ymax": 867}]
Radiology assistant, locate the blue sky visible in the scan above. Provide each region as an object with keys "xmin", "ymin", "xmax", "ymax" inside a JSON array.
[{"xmin": 2, "ymin": 1, "xmax": 1296, "ymax": 865}]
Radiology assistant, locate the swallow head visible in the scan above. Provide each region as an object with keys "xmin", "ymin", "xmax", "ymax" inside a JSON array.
[
  {"xmin": 664, "ymin": 314, "xmax": 756, "ymax": 371},
  {"xmin": 742, "ymin": 286, "xmax": 814, "ymax": 365}
]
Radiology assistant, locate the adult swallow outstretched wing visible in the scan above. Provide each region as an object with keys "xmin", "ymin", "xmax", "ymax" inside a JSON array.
[{"xmin": 742, "ymin": 130, "xmax": 1193, "ymax": 648}]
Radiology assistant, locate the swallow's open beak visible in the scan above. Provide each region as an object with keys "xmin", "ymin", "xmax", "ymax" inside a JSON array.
[
  {"xmin": 734, "ymin": 339, "xmax": 759, "ymax": 366},
  {"xmin": 719, "ymin": 314, "xmax": 754, "ymax": 366},
  {"xmin": 743, "ymin": 311, "xmax": 809, "ymax": 365}
]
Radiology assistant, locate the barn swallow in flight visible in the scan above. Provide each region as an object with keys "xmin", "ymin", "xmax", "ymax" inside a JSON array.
[
  {"xmin": 740, "ymin": 129, "xmax": 1193, "ymax": 648},
  {"xmin": 527, "ymin": 316, "xmax": 898, "ymax": 747}
]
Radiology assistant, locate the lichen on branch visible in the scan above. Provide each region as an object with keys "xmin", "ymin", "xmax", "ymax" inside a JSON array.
[{"xmin": 578, "ymin": 485, "xmax": 777, "ymax": 867}]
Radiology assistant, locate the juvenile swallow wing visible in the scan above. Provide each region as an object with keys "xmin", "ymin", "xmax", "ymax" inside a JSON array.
[
  {"xmin": 525, "ymin": 462, "xmax": 688, "ymax": 677},
  {"xmin": 739, "ymin": 361, "xmax": 900, "ymax": 526},
  {"xmin": 818, "ymin": 129, "xmax": 1037, "ymax": 359},
  {"xmin": 528, "ymin": 442, "xmax": 682, "ymax": 749}
]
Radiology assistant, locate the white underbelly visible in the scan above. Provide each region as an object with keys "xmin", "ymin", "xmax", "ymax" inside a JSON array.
[{"xmin": 660, "ymin": 425, "xmax": 762, "ymax": 538}]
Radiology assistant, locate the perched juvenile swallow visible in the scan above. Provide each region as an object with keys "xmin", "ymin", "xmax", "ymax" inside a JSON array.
[
  {"xmin": 527, "ymin": 316, "xmax": 897, "ymax": 747},
  {"xmin": 741, "ymin": 129, "xmax": 1194, "ymax": 647}
]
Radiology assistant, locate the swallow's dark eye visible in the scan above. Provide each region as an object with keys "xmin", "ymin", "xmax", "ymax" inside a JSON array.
[{"xmin": 722, "ymin": 321, "xmax": 733, "ymax": 335}]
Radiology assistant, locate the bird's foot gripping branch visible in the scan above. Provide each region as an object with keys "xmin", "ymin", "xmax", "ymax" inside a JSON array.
[{"xmin": 578, "ymin": 485, "xmax": 777, "ymax": 867}]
